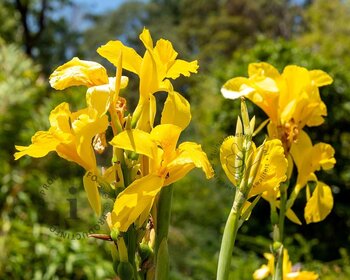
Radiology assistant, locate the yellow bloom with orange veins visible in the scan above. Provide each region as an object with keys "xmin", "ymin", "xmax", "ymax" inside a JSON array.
[{"xmin": 109, "ymin": 124, "xmax": 214, "ymax": 231}]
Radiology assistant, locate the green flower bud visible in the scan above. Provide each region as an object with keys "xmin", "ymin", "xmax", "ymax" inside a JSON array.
[
  {"xmin": 139, "ymin": 243, "xmax": 154, "ymax": 262},
  {"xmin": 110, "ymin": 229, "xmax": 120, "ymax": 242}
]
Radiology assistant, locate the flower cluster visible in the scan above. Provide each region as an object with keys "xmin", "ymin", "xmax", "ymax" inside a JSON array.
[
  {"xmin": 222, "ymin": 62, "xmax": 336, "ymax": 224},
  {"xmin": 15, "ymin": 28, "xmax": 214, "ymax": 231}
]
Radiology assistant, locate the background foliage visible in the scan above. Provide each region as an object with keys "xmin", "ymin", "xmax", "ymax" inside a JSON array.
[{"xmin": 0, "ymin": 0, "xmax": 349, "ymax": 279}]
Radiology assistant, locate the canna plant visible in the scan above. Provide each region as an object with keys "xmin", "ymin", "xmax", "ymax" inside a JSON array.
[
  {"xmin": 15, "ymin": 28, "xmax": 214, "ymax": 280},
  {"xmin": 221, "ymin": 62, "xmax": 335, "ymax": 280},
  {"xmin": 13, "ymin": 24, "xmax": 336, "ymax": 280},
  {"xmin": 217, "ymin": 98, "xmax": 288, "ymax": 279}
]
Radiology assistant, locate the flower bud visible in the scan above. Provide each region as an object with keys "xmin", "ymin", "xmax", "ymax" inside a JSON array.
[
  {"xmin": 110, "ymin": 229, "xmax": 120, "ymax": 242},
  {"xmin": 240, "ymin": 98, "xmax": 251, "ymax": 136},
  {"xmin": 139, "ymin": 243, "xmax": 154, "ymax": 263}
]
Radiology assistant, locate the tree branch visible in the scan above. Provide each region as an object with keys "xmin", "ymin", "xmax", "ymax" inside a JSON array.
[
  {"xmin": 15, "ymin": 0, "xmax": 32, "ymax": 55},
  {"xmin": 15, "ymin": 0, "xmax": 49, "ymax": 57}
]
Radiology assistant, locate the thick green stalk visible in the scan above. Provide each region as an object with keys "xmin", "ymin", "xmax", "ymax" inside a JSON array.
[
  {"xmin": 278, "ymin": 183, "xmax": 287, "ymax": 242},
  {"xmin": 216, "ymin": 209, "xmax": 240, "ymax": 280},
  {"xmin": 217, "ymin": 191, "xmax": 245, "ymax": 280},
  {"xmin": 155, "ymin": 185, "xmax": 173, "ymax": 280},
  {"xmin": 127, "ymin": 227, "xmax": 139, "ymax": 280},
  {"xmin": 273, "ymin": 182, "xmax": 288, "ymax": 280}
]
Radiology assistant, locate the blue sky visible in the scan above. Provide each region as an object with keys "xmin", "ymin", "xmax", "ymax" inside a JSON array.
[
  {"xmin": 57, "ymin": 0, "xmax": 146, "ymax": 30},
  {"xmin": 72, "ymin": 0, "xmax": 128, "ymax": 14}
]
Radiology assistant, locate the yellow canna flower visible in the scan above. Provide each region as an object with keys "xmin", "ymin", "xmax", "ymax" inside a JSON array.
[
  {"xmin": 97, "ymin": 28, "xmax": 198, "ymax": 131},
  {"xmin": 14, "ymin": 102, "xmax": 109, "ymax": 215},
  {"xmin": 49, "ymin": 57, "xmax": 128, "ymax": 130},
  {"xmin": 221, "ymin": 62, "xmax": 332, "ymax": 152},
  {"xmin": 108, "ymin": 124, "xmax": 214, "ymax": 231},
  {"xmin": 253, "ymin": 249, "xmax": 319, "ymax": 280},
  {"xmin": 222, "ymin": 63, "xmax": 336, "ymax": 225},
  {"xmin": 220, "ymin": 136, "xmax": 287, "ymax": 199},
  {"xmin": 290, "ymin": 130, "xmax": 336, "ymax": 223}
]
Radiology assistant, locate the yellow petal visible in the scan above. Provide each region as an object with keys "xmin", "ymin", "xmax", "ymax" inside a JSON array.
[
  {"xmin": 221, "ymin": 77, "xmax": 254, "ymax": 100},
  {"xmin": 220, "ymin": 136, "xmax": 244, "ymax": 187},
  {"xmin": 278, "ymin": 65, "xmax": 329, "ymax": 129},
  {"xmin": 134, "ymin": 96, "xmax": 156, "ymax": 132},
  {"xmin": 247, "ymin": 64, "xmax": 280, "ymax": 120},
  {"xmin": 312, "ymin": 142, "xmax": 336, "ymax": 170},
  {"xmin": 111, "ymin": 174, "xmax": 164, "ymax": 232},
  {"xmin": 83, "ymin": 171, "xmax": 101, "ymax": 216},
  {"xmin": 139, "ymin": 50, "xmax": 159, "ymax": 99},
  {"xmin": 97, "ymin": 41, "xmax": 142, "ymax": 74},
  {"xmin": 49, "ymin": 102, "xmax": 72, "ymax": 132},
  {"xmin": 222, "ymin": 66, "xmax": 280, "ymax": 121},
  {"xmin": 286, "ymin": 153, "xmax": 294, "ymax": 180},
  {"xmin": 109, "ymin": 129, "xmax": 158, "ymax": 159},
  {"xmin": 179, "ymin": 142, "xmax": 214, "ymax": 179},
  {"xmin": 285, "ymin": 208, "xmax": 302, "ymax": 225},
  {"xmin": 150, "ymin": 124, "xmax": 182, "ymax": 158},
  {"xmin": 49, "ymin": 57, "xmax": 108, "ymax": 90},
  {"xmin": 161, "ymin": 91, "xmax": 191, "ymax": 130},
  {"xmin": 249, "ymin": 139, "xmax": 287, "ymax": 197},
  {"xmin": 102, "ymin": 165, "xmax": 116, "ymax": 184},
  {"xmin": 56, "ymin": 141, "xmax": 91, "ymax": 171},
  {"xmin": 86, "ymin": 83, "xmax": 111, "ymax": 117},
  {"xmin": 14, "ymin": 131, "xmax": 61, "ymax": 160},
  {"xmin": 290, "ymin": 130, "xmax": 312, "ymax": 170},
  {"xmin": 166, "ymin": 59, "xmax": 199, "ymax": 79},
  {"xmin": 153, "ymin": 39, "xmax": 177, "ymax": 78},
  {"xmin": 287, "ymin": 271, "xmax": 319, "ymax": 280},
  {"xmin": 281, "ymin": 65, "xmax": 311, "ymax": 100},
  {"xmin": 73, "ymin": 115, "xmax": 109, "ymax": 171},
  {"xmin": 309, "ymin": 69, "xmax": 333, "ymax": 87},
  {"xmin": 154, "ymin": 39, "xmax": 178, "ymax": 64},
  {"xmin": 291, "ymin": 130, "xmax": 335, "ymax": 189},
  {"xmin": 165, "ymin": 141, "xmax": 214, "ymax": 185},
  {"xmin": 164, "ymin": 163, "xmax": 195, "ymax": 186},
  {"xmin": 248, "ymin": 62, "xmax": 280, "ymax": 79},
  {"xmin": 304, "ymin": 181, "xmax": 333, "ymax": 223},
  {"xmin": 253, "ymin": 265, "xmax": 270, "ymax": 280},
  {"xmin": 283, "ymin": 249, "xmax": 293, "ymax": 276},
  {"xmin": 139, "ymin": 28, "xmax": 154, "ymax": 51}
]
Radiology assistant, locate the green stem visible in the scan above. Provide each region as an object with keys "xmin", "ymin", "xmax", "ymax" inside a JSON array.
[
  {"xmin": 155, "ymin": 185, "xmax": 173, "ymax": 280},
  {"xmin": 273, "ymin": 245, "xmax": 284, "ymax": 280},
  {"xmin": 273, "ymin": 182, "xmax": 288, "ymax": 280},
  {"xmin": 127, "ymin": 227, "xmax": 139, "ymax": 280},
  {"xmin": 278, "ymin": 183, "xmax": 287, "ymax": 242},
  {"xmin": 217, "ymin": 191, "xmax": 245, "ymax": 280},
  {"xmin": 217, "ymin": 209, "xmax": 240, "ymax": 280}
]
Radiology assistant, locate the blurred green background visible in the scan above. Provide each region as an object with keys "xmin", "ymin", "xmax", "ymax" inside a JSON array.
[{"xmin": 1, "ymin": 0, "xmax": 349, "ymax": 279}]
